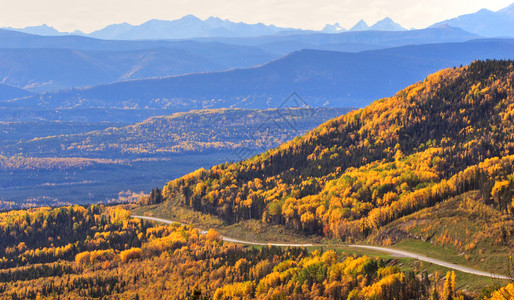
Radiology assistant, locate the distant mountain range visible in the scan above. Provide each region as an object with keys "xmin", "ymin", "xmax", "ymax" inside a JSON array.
[
  {"xmin": 4, "ymin": 15, "xmax": 306, "ymax": 40},
  {"xmin": 4, "ymin": 15, "xmax": 407, "ymax": 40},
  {"xmin": 431, "ymin": 3, "xmax": 514, "ymax": 37},
  {"xmin": 5, "ymin": 3, "xmax": 513, "ymax": 41},
  {"xmin": 3, "ymin": 24, "xmax": 69, "ymax": 36},
  {"xmin": 0, "ymin": 26, "xmax": 480, "ymax": 92},
  {"xmin": 0, "ymin": 25, "xmax": 478, "ymax": 55},
  {"xmin": 0, "ymin": 28, "xmax": 282, "ymax": 53},
  {"xmin": 9, "ymin": 39, "xmax": 512, "ymax": 112},
  {"xmin": 89, "ymin": 15, "xmax": 307, "ymax": 40}
]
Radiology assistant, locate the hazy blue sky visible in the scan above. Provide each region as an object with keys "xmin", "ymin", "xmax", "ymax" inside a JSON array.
[{"xmin": 1, "ymin": 0, "xmax": 512, "ymax": 32}]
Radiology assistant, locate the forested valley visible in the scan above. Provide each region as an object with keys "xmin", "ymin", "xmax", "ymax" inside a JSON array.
[{"xmin": 0, "ymin": 108, "xmax": 349, "ymax": 208}]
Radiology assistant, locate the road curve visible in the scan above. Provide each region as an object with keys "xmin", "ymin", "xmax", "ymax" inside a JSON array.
[
  {"xmin": 349, "ymin": 245, "xmax": 510, "ymax": 280},
  {"xmin": 132, "ymin": 215, "xmax": 511, "ymax": 280},
  {"xmin": 132, "ymin": 215, "xmax": 315, "ymax": 247}
]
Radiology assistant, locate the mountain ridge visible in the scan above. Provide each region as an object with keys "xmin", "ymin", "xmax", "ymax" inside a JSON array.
[
  {"xmin": 0, "ymin": 47, "xmax": 277, "ymax": 92},
  {"xmin": 430, "ymin": 2, "xmax": 514, "ymax": 37},
  {"xmin": 0, "ymin": 25, "xmax": 479, "ymax": 57},
  {"xmin": 5, "ymin": 15, "xmax": 306, "ymax": 40},
  {"xmin": 11, "ymin": 39, "xmax": 512, "ymax": 112},
  {"xmin": 3, "ymin": 4, "xmax": 513, "ymax": 41}
]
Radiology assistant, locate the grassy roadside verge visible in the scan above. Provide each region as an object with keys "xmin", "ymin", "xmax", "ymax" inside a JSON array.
[
  {"xmin": 302, "ymin": 244, "xmax": 508, "ymax": 294},
  {"xmin": 365, "ymin": 191, "xmax": 513, "ymax": 278},
  {"xmin": 391, "ymin": 239, "xmax": 513, "ymax": 275}
]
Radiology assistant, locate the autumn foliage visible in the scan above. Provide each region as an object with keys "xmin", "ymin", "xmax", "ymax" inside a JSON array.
[
  {"xmin": 0, "ymin": 205, "xmax": 471, "ymax": 299},
  {"xmin": 1, "ymin": 60, "xmax": 513, "ymax": 298},
  {"xmin": 161, "ymin": 60, "xmax": 514, "ymax": 242}
]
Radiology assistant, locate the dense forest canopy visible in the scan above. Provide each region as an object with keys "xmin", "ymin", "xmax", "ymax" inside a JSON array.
[{"xmin": 0, "ymin": 205, "xmax": 499, "ymax": 299}]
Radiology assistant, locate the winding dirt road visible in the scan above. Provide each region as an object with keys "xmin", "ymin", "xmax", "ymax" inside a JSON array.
[{"xmin": 132, "ymin": 215, "xmax": 511, "ymax": 280}]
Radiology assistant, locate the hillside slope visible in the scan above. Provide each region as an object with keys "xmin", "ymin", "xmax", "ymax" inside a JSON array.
[
  {"xmin": 0, "ymin": 48, "xmax": 225, "ymax": 91},
  {"xmin": 16, "ymin": 39, "xmax": 513, "ymax": 109},
  {"xmin": 369, "ymin": 190, "xmax": 514, "ymax": 276},
  {"xmin": 157, "ymin": 60, "xmax": 514, "ymax": 248},
  {"xmin": 0, "ymin": 83, "xmax": 33, "ymax": 100},
  {"xmin": 0, "ymin": 45, "xmax": 278, "ymax": 92}
]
